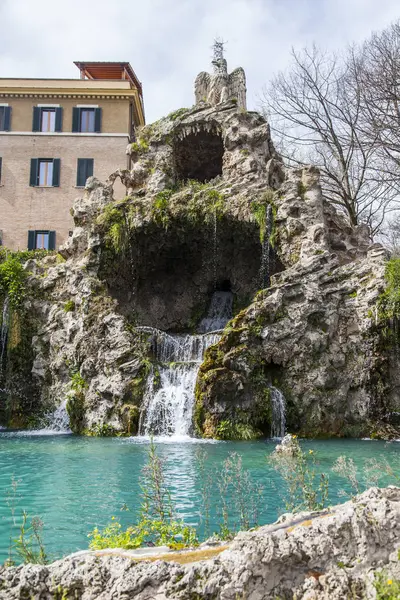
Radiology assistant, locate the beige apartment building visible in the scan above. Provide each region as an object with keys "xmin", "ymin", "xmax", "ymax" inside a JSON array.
[{"xmin": 0, "ymin": 61, "xmax": 145, "ymax": 250}]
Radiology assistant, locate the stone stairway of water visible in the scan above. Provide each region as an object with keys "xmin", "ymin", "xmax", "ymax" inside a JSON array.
[
  {"xmin": 140, "ymin": 291, "xmax": 233, "ymax": 437},
  {"xmin": 270, "ymin": 386, "xmax": 286, "ymax": 439}
]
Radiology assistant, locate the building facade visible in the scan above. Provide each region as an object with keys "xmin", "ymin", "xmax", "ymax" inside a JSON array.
[{"xmin": 0, "ymin": 62, "xmax": 145, "ymax": 251}]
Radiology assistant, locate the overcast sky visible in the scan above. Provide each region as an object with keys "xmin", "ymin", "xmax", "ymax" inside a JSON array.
[{"xmin": 0, "ymin": 0, "xmax": 399, "ymax": 123}]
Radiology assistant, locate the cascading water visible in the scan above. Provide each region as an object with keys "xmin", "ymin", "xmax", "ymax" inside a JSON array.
[
  {"xmin": 44, "ymin": 399, "xmax": 71, "ymax": 433},
  {"xmin": 270, "ymin": 386, "xmax": 286, "ymax": 439},
  {"xmin": 259, "ymin": 204, "xmax": 273, "ymax": 289},
  {"xmin": 140, "ymin": 291, "xmax": 233, "ymax": 438},
  {"xmin": 198, "ymin": 290, "xmax": 233, "ymax": 333},
  {"xmin": 0, "ymin": 296, "xmax": 10, "ymax": 375}
]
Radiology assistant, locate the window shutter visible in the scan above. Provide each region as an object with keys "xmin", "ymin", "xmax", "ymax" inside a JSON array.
[
  {"xmin": 55, "ymin": 107, "xmax": 63, "ymax": 132},
  {"xmin": 0, "ymin": 157, "xmax": 2, "ymax": 184},
  {"xmin": 32, "ymin": 107, "xmax": 41, "ymax": 132},
  {"xmin": 77, "ymin": 158, "xmax": 94, "ymax": 186},
  {"xmin": 29, "ymin": 159, "xmax": 38, "ymax": 186},
  {"xmin": 76, "ymin": 159, "xmax": 85, "ymax": 187},
  {"xmin": 27, "ymin": 231, "xmax": 36, "ymax": 250},
  {"xmin": 86, "ymin": 158, "xmax": 94, "ymax": 179},
  {"xmin": 48, "ymin": 231, "xmax": 56, "ymax": 251},
  {"xmin": 3, "ymin": 107, "xmax": 11, "ymax": 131},
  {"xmin": 52, "ymin": 159, "xmax": 60, "ymax": 187},
  {"xmin": 72, "ymin": 107, "xmax": 80, "ymax": 132},
  {"xmin": 94, "ymin": 108, "xmax": 102, "ymax": 133}
]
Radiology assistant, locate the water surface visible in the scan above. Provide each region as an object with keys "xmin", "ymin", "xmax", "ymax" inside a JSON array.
[{"xmin": 0, "ymin": 433, "xmax": 398, "ymax": 562}]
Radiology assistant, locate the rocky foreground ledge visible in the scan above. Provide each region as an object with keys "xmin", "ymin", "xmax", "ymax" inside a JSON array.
[{"xmin": 1, "ymin": 488, "xmax": 400, "ymax": 599}]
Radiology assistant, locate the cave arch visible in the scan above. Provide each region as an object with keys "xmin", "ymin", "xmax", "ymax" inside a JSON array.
[{"xmin": 174, "ymin": 130, "xmax": 224, "ymax": 182}]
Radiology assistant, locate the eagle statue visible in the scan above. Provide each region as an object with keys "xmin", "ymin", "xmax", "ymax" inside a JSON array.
[{"xmin": 194, "ymin": 41, "xmax": 247, "ymax": 110}]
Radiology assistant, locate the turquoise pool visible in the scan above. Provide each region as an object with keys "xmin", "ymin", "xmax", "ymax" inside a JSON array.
[{"xmin": 0, "ymin": 432, "xmax": 398, "ymax": 563}]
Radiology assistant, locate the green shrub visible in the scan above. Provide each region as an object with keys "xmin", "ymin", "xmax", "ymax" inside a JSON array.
[
  {"xmin": 0, "ymin": 256, "xmax": 27, "ymax": 308},
  {"xmin": 96, "ymin": 205, "xmax": 128, "ymax": 254},
  {"xmin": 89, "ymin": 424, "xmax": 117, "ymax": 437},
  {"xmin": 374, "ymin": 571, "xmax": 400, "ymax": 599},
  {"xmin": 15, "ymin": 511, "xmax": 48, "ymax": 565},
  {"xmin": 6, "ymin": 476, "xmax": 48, "ymax": 565},
  {"xmin": 130, "ymin": 139, "xmax": 149, "ymax": 154},
  {"xmin": 88, "ymin": 441, "xmax": 198, "ymax": 550},
  {"xmin": 378, "ymin": 258, "xmax": 400, "ymax": 321},
  {"xmin": 216, "ymin": 420, "xmax": 259, "ymax": 440}
]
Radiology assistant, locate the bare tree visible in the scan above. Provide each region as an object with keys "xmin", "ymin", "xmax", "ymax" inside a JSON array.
[
  {"xmin": 356, "ymin": 21, "xmax": 400, "ymax": 185},
  {"xmin": 262, "ymin": 44, "xmax": 398, "ymax": 235}
]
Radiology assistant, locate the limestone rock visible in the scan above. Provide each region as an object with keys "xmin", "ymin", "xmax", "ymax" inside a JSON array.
[{"xmin": 1, "ymin": 79, "xmax": 397, "ymax": 438}]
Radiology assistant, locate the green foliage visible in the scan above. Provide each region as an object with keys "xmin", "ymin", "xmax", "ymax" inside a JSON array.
[
  {"xmin": 130, "ymin": 138, "xmax": 149, "ymax": 154},
  {"xmin": 63, "ymin": 300, "xmax": 75, "ymax": 313},
  {"xmin": 204, "ymin": 189, "xmax": 225, "ymax": 220},
  {"xmin": 374, "ymin": 571, "xmax": 400, "ymax": 599},
  {"xmin": 378, "ymin": 259, "xmax": 400, "ymax": 321},
  {"xmin": 6, "ymin": 476, "xmax": 48, "ymax": 565},
  {"xmin": 88, "ymin": 441, "xmax": 198, "ymax": 550},
  {"xmin": 97, "ymin": 204, "xmax": 128, "ymax": 254},
  {"xmin": 167, "ymin": 107, "xmax": 189, "ymax": 121},
  {"xmin": 216, "ymin": 420, "xmax": 259, "ymax": 440},
  {"xmin": 14, "ymin": 510, "xmax": 48, "ymax": 565},
  {"xmin": 0, "ymin": 248, "xmax": 52, "ymax": 265},
  {"xmin": 184, "ymin": 182, "xmax": 226, "ymax": 224},
  {"xmin": 151, "ymin": 189, "xmax": 174, "ymax": 228},
  {"xmin": 89, "ymin": 515, "xmax": 196, "ymax": 551},
  {"xmin": 66, "ymin": 369, "xmax": 87, "ymax": 434},
  {"xmin": 88, "ymin": 424, "xmax": 117, "ymax": 437},
  {"xmin": 70, "ymin": 371, "xmax": 87, "ymax": 393},
  {"xmin": 0, "ymin": 256, "xmax": 27, "ymax": 308},
  {"xmin": 269, "ymin": 436, "xmax": 330, "ymax": 512},
  {"xmin": 251, "ymin": 190, "xmax": 276, "ymax": 245},
  {"xmin": 195, "ymin": 449, "xmax": 264, "ymax": 540}
]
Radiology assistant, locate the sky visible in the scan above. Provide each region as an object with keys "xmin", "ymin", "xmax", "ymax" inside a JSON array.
[{"xmin": 0, "ymin": 0, "xmax": 399, "ymax": 123}]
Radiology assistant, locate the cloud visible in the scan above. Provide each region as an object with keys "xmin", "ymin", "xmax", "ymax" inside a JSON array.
[{"xmin": 0, "ymin": 0, "xmax": 399, "ymax": 122}]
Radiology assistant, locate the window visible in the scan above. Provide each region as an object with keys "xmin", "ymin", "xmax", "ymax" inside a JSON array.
[
  {"xmin": 38, "ymin": 160, "xmax": 53, "ymax": 186},
  {"xmin": 27, "ymin": 230, "xmax": 56, "ymax": 251},
  {"xmin": 0, "ymin": 106, "xmax": 11, "ymax": 131},
  {"xmin": 72, "ymin": 107, "xmax": 101, "ymax": 133},
  {"xmin": 81, "ymin": 109, "xmax": 95, "ymax": 132},
  {"xmin": 41, "ymin": 109, "xmax": 55, "ymax": 132},
  {"xmin": 32, "ymin": 107, "xmax": 62, "ymax": 132},
  {"xmin": 30, "ymin": 159, "xmax": 60, "ymax": 187},
  {"xmin": 76, "ymin": 158, "xmax": 94, "ymax": 187}
]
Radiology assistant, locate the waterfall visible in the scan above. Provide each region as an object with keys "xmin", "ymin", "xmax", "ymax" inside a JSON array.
[
  {"xmin": 259, "ymin": 204, "xmax": 273, "ymax": 289},
  {"xmin": 0, "ymin": 296, "xmax": 10, "ymax": 374},
  {"xmin": 270, "ymin": 386, "xmax": 286, "ymax": 439},
  {"xmin": 140, "ymin": 291, "xmax": 232, "ymax": 438},
  {"xmin": 211, "ymin": 207, "xmax": 218, "ymax": 292},
  {"xmin": 44, "ymin": 399, "xmax": 71, "ymax": 433},
  {"xmin": 198, "ymin": 291, "xmax": 233, "ymax": 333}
]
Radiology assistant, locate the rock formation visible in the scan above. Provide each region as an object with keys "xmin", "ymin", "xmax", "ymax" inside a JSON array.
[
  {"xmin": 1, "ymin": 487, "xmax": 400, "ymax": 599},
  {"xmin": 0, "ymin": 55, "xmax": 399, "ymax": 438}
]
